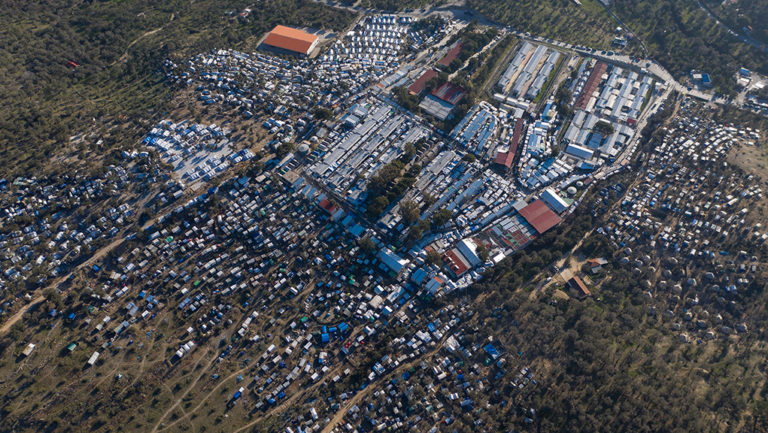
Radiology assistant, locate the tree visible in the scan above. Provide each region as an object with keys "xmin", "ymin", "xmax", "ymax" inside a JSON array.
[
  {"xmin": 476, "ymin": 243, "xmax": 489, "ymax": 262},
  {"xmin": 431, "ymin": 208, "xmax": 452, "ymax": 228},
  {"xmin": 408, "ymin": 219, "xmax": 431, "ymax": 243},
  {"xmin": 8, "ymin": 322, "xmax": 24, "ymax": 341},
  {"xmin": 358, "ymin": 236, "xmax": 376, "ymax": 254},
  {"xmin": 43, "ymin": 287, "xmax": 63, "ymax": 309},
  {"xmin": 594, "ymin": 120, "xmax": 615, "ymax": 135},
  {"xmin": 393, "ymin": 86, "xmax": 420, "ymax": 113},
  {"xmin": 392, "ymin": 177, "xmax": 416, "ymax": 197},
  {"xmin": 137, "ymin": 210, "xmax": 154, "ymax": 227},
  {"xmin": 314, "ymin": 107, "xmax": 333, "ymax": 120},
  {"xmin": 275, "ymin": 142, "xmax": 294, "ymax": 158},
  {"xmin": 366, "ymin": 196, "xmax": 390, "ymax": 218},
  {"xmin": 423, "ymin": 193, "xmax": 436, "ymax": 208},
  {"xmin": 399, "ymin": 200, "xmax": 420, "ymax": 225},
  {"xmin": 426, "ymin": 249, "xmax": 443, "ymax": 267},
  {"xmin": 406, "ymin": 163, "xmax": 422, "ymax": 178},
  {"xmin": 449, "ymin": 57, "xmax": 464, "ymax": 72},
  {"xmin": 369, "ymin": 161, "xmax": 403, "ymax": 195},
  {"xmin": 399, "ymin": 143, "xmax": 416, "ymax": 163},
  {"xmin": 555, "ymin": 84, "xmax": 574, "ymax": 118},
  {"xmin": 407, "ymin": 224, "xmax": 424, "ymax": 242}
]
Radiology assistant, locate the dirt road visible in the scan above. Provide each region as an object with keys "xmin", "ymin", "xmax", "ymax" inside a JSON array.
[
  {"xmin": 0, "ymin": 296, "xmax": 45, "ymax": 335},
  {"xmin": 0, "ymin": 236, "xmax": 127, "ymax": 337}
]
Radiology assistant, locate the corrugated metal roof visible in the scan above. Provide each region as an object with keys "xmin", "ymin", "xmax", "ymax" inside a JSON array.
[
  {"xmin": 494, "ymin": 119, "xmax": 523, "ymax": 167},
  {"xmin": 519, "ymin": 199, "xmax": 561, "ymax": 234},
  {"xmin": 569, "ymin": 276, "xmax": 591, "ymax": 297},
  {"xmin": 438, "ymin": 42, "xmax": 464, "ymax": 68},
  {"xmin": 444, "ymin": 249, "xmax": 469, "ymax": 277},
  {"xmin": 431, "ymin": 82, "xmax": 466, "ymax": 105},
  {"xmin": 408, "ymin": 69, "xmax": 437, "ymax": 95},
  {"xmin": 263, "ymin": 25, "xmax": 318, "ymax": 54},
  {"xmin": 575, "ymin": 61, "xmax": 607, "ymax": 110}
]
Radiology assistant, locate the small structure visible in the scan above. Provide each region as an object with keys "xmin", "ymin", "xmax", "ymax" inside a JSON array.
[
  {"xmin": 457, "ymin": 238, "xmax": 482, "ymax": 267},
  {"xmin": 568, "ymin": 275, "xmax": 591, "ymax": 298},
  {"xmin": 494, "ymin": 120, "xmax": 523, "ymax": 168},
  {"xmin": 691, "ymin": 71, "xmax": 712, "ymax": 88},
  {"xmin": 419, "ymin": 82, "xmax": 467, "ymax": 121},
  {"xmin": 318, "ymin": 198, "xmax": 346, "ymax": 221},
  {"xmin": 424, "ymin": 276, "xmax": 445, "ymax": 295},
  {"xmin": 586, "ymin": 257, "xmax": 608, "ymax": 274},
  {"xmin": 565, "ymin": 143, "xmax": 594, "ymax": 160},
  {"xmin": 377, "ymin": 249, "xmax": 409, "ymax": 275},
  {"xmin": 444, "ymin": 249, "xmax": 470, "ymax": 277},
  {"xmin": 540, "ymin": 188, "xmax": 569, "ymax": 214},
  {"xmin": 22, "ymin": 343, "xmax": 35, "ymax": 357}
]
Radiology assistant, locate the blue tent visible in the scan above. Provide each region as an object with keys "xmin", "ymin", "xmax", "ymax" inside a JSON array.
[{"xmin": 483, "ymin": 343, "xmax": 500, "ymax": 358}]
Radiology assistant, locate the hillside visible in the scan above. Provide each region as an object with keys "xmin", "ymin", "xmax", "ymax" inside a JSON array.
[
  {"xmin": 0, "ymin": 0, "xmax": 355, "ymax": 178},
  {"xmin": 467, "ymin": 0, "xmax": 768, "ymax": 95},
  {"xmin": 610, "ymin": 0, "xmax": 767, "ymax": 94},
  {"xmin": 0, "ymin": 2, "xmax": 767, "ymax": 433},
  {"xmin": 702, "ymin": 0, "xmax": 768, "ymax": 46},
  {"xmin": 466, "ymin": 0, "xmax": 617, "ymax": 50}
]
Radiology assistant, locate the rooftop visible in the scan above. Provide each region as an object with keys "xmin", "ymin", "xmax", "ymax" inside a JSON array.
[
  {"xmin": 437, "ymin": 41, "xmax": 464, "ymax": 68},
  {"xmin": 408, "ymin": 69, "xmax": 437, "ymax": 95},
  {"xmin": 518, "ymin": 199, "xmax": 562, "ymax": 234},
  {"xmin": 262, "ymin": 25, "xmax": 319, "ymax": 55},
  {"xmin": 569, "ymin": 275, "xmax": 591, "ymax": 297},
  {"xmin": 431, "ymin": 82, "xmax": 466, "ymax": 106}
]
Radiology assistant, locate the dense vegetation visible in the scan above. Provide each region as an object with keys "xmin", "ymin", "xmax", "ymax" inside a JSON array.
[
  {"xmin": 364, "ymin": 140, "xmax": 423, "ymax": 218},
  {"xmin": 357, "ymin": 0, "xmax": 441, "ymax": 12},
  {"xmin": 470, "ymin": 258, "xmax": 768, "ymax": 432},
  {"xmin": 703, "ymin": 0, "xmax": 768, "ymax": 46},
  {"xmin": 610, "ymin": 0, "xmax": 767, "ymax": 95},
  {"xmin": 443, "ymin": 26, "xmax": 499, "ymax": 74},
  {"xmin": 713, "ymin": 103, "xmax": 768, "ymax": 133},
  {"xmin": 752, "ymin": 86, "xmax": 768, "ymax": 101},
  {"xmin": 467, "ymin": 0, "xmax": 617, "ymax": 49},
  {"xmin": 466, "ymin": 34, "xmax": 517, "ymax": 94},
  {"xmin": 0, "ymin": 0, "xmax": 355, "ymax": 178}
]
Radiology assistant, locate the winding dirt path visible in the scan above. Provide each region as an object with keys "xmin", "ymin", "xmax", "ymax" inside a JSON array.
[
  {"xmin": 111, "ymin": 12, "xmax": 175, "ymax": 66},
  {"xmin": 0, "ymin": 236, "xmax": 126, "ymax": 336},
  {"xmin": 0, "ymin": 296, "xmax": 45, "ymax": 335},
  {"xmin": 151, "ymin": 348, "xmax": 220, "ymax": 433},
  {"xmin": 320, "ymin": 332, "xmax": 453, "ymax": 433}
]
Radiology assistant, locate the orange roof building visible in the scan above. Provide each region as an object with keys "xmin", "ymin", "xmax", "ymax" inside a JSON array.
[
  {"xmin": 261, "ymin": 25, "xmax": 319, "ymax": 56},
  {"xmin": 568, "ymin": 276, "xmax": 591, "ymax": 298}
]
